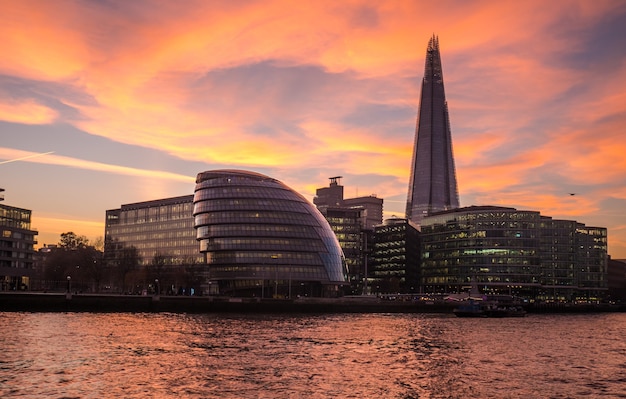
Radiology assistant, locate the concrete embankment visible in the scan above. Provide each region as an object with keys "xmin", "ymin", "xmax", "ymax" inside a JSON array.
[
  {"xmin": 1, "ymin": 293, "xmax": 623, "ymax": 314},
  {"xmin": 0, "ymin": 292, "xmax": 454, "ymax": 314}
]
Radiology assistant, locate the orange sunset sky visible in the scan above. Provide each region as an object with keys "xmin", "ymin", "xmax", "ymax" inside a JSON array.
[{"xmin": 1, "ymin": 0, "xmax": 626, "ymax": 257}]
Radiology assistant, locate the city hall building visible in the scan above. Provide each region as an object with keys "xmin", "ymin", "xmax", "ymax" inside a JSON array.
[
  {"xmin": 194, "ymin": 170, "xmax": 348, "ymax": 298},
  {"xmin": 420, "ymin": 206, "xmax": 608, "ymax": 301}
]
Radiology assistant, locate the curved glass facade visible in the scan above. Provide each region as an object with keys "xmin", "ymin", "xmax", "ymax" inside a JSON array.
[{"xmin": 193, "ymin": 170, "xmax": 347, "ymax": 297}]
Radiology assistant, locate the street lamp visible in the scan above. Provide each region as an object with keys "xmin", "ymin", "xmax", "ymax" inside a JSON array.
[
  {"xmin": 155, "ymin": 279, "xmax": 160, "ymax": 296},
  {"xmin": 66, "ymin": 275, "xmax": 71, "ymax": 293}
]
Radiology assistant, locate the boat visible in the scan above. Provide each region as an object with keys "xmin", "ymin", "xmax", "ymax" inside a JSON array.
[
  {"xmin": 452, "ymin": 299, "xmax": 486, "ymax": 317},
  {"xmin": 453, "ymin": 300, "xmax": 527, "ymax": 318},
  {"xmin": 482, "ymin": 303, "xmax": 527, "ymax": 317},
  {"xmin": 451, "ymin": 280, "xmax": 527, "ymax": 318}
]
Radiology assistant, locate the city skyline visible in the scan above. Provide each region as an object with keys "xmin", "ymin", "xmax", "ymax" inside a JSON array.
[{"xmin": 1, "ymin": 1, "xmax": 626, "ymax": 257}]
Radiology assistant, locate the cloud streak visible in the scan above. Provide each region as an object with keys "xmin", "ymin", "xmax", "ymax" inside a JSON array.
[{"xmin": 0, "ymin": 148, "xmax": 194, "ymax": 183}]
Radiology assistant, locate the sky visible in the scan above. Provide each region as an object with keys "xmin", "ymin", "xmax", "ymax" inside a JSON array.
[{"xmin": 1, "ymin": 0, "xmax": 626, "ymax": 258}]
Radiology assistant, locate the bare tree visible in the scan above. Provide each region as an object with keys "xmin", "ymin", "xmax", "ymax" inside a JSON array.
[
  {"xmin": 42, "ymin": 232, "xmax": 103, "ymax": 292},
  {"xmin": 118, "ymin": 246, "xmax": 140, "ymax": 294},
  {"xmin": 59, "ymin": 232, "xmax": 89, "ymax": 249}
]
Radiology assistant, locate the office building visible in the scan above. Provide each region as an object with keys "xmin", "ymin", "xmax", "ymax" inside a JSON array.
[
  {"xmin": 324, "ymin": 206, "xmax": 365, "ymax": 294},
  {"xmin": 0, "ymin": 188, "xmax": 38, "ymax": 291},
  {"xmin": 406, "ymin": 35, "xmax": 460, "ymax": 227},
  {"xmin": 370, "ymin": 217, "xmax": 421, "ymax": 294},
  {"xmin": 314, "ymin": 177, "xmax": 383, "ymax": 294},
  {"xmin": 420, "ymin": 206, "xmax": 608, "ymax": 300},
  {"xmin": 104, "ymin": 195, "xmax": 202, "ymax": 293},
  {"xmin": 314, "ymin": 176, "xmax": 383, "ymax": 230},
  {"xmin": 193, "ymin": 169, "xmax": 347, "ymax": 298}
]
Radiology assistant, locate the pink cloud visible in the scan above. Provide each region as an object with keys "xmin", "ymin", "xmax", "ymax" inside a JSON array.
[{"xmin": 0, "ymin": 99, "xmax": 58, "ymax": 124}]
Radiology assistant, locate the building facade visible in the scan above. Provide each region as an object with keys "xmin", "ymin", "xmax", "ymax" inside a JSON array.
[
  {"xmin": 324, "ymin": 206, "xmax": 366, "ymax": 295},
  {"xmin": 313, "ymin": 176, "xmax": 383, "ymax": 294},
  {"xmin": 370, "ymin": 218, "xmax": 421, "ymax": 294},
  {"xmin": 343, "ymin": 196, "xmax": 384, "ymax": 231},
  {"xmin": 607, "ymin": 257, "xmax": 626, "ymax": 302},
  {"xmin": 313, "ymin": 176, "xmax": 383, "ymax": 230},
  {"xmin": 0, "ymin": 189, "xmax": 38, "ymax": 291},
  {"xmin": 420, "ymin": 206, "xmax": 608, "ymax": 301},
  {"xmin": 406, "ymin": 35, "xmax": 460, "ymax": 227},
  {"xmin": 104, "ymin": 195, "xmax": 202, "ymax": 293},
  {"xmin": 193, "ymin": 170, "xmax": 347, "ymax": 298}
]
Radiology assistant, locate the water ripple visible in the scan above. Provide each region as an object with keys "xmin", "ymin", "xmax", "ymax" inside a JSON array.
[{"xmin": 0, "ymin": 312, "xmax": 625, "ymax": 398}]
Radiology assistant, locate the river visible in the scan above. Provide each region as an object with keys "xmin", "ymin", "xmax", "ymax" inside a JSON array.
[{"xmin": 1, "ymin": 312, "xmax": 625, "ymax": 398}]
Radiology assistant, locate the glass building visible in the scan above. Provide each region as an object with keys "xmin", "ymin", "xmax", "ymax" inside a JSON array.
[
  {"xmin": 370, "ymin": 218, "xmax": 421, "ymax": 294},
  {"xmin": 420, "ymin": 206, "xmax": 607, "ymax": 300},
  {"xmin": 324, "ymin": 207, "xmax": 365, "ymax": 295},
  {"xmin": 0, "ymin": 189, "xmax": 38, "ymax": 291},
  {"xmin": 194, "ymin": 170, "xmax": 347, "ymax": 298},
  {"xmin": 104, "ymin": 195, "xmax": 203, "ymax": 293},
  {"xmin": 406, "ymin": 35, "xmax": 460, "ymax": 227},
  {"xmin": 313, "ymin": 177, "xmax": 383, "ymax": 294}
]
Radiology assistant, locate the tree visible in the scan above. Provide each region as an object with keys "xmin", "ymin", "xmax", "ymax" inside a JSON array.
[
  {"xmin": 182, "ymin": 256, "xmax": 205, "ymax": 295},
  {"xmin": 42, "ymin": 232, "xmax": 103, "ymax": 292},
  {"xmin": 79, "ymin": 245, "xmax": 104, "ymax": 292},
  {"xmin": 59, "ymin": 232, "xmax": 89, "ymax": 250},
  {"xmin": 91, "ymin": 236, "xmax": 104, "ymax": 252},
  {"xmin": 118, "ymin": 246, "xmax": 140, "ymax": 294},
  {"xmin": 149, "ymin": 252, "xmax": 169, "ymax": 293}
]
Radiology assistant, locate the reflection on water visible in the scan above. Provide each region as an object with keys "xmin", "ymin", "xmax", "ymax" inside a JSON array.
[{"xmin": 1, "ymin": 312, "xmax": 625, "ymax": 398}]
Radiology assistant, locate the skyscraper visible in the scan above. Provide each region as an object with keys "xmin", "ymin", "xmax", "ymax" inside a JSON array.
[{"xmin": 406, "ymin": 35, "xmax": 459, "ymax": 226}]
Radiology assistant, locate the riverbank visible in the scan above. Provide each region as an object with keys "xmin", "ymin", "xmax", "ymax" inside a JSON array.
[
  {"xmin": 0, "ymin": 292, "xmax": 451, "ymax": 313},
  {"xmin": 1, "ymin": 292, "xmax": 624, "ymax": 314}
]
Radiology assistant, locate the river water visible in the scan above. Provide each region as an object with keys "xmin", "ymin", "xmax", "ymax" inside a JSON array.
[{"xmin": 0, "ymin": 312, "xmax": 625, "ymax": 399}]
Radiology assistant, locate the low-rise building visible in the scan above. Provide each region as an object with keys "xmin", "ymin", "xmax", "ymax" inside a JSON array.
[
  {"xmin": 104, "ymin": 195, "xmax": 201, "ymax": 294},
  {"xmin": 0, "ymin": 189, "xmax": 38, "ymax": 291},
  {"xmin": 420, "ymin": 206, "xmax": 608, "ymax": 301}
]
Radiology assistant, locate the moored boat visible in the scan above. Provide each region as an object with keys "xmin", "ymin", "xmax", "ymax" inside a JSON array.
[
  {"xmin": 453, "ymin": 300, "xmax": 485, "ymax": 317},
  {"xmin": 454, "ymin": 300, "xmax": 527, "ymax": 318},
  {"xmin": 482, "ymin": 304, "xmax": 527, "ymax": 318}
]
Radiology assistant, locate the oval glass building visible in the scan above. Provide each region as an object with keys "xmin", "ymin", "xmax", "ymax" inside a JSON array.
[{"xmin": 193, "ymin": 170, "xmax": 347, "ymax": 298}]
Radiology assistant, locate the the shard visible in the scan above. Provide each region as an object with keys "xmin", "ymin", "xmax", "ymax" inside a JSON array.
[{"xmin": 406, "ymin": 35, "xmax": 459, "ymax": 227}]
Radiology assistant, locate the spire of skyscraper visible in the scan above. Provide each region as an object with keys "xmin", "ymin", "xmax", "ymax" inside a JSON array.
[{"xmin": 406, "ymin": 35, "xmax": 460, "ymax": 227}]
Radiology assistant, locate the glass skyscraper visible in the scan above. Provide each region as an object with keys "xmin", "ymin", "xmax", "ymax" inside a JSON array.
[
  {"xmin": 193, "ymin": 170, "xmax": 347, "ymax": 298},
  {"xmin": 406, "ymin": 35, "xmax": 460, "ymax": 227}
]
